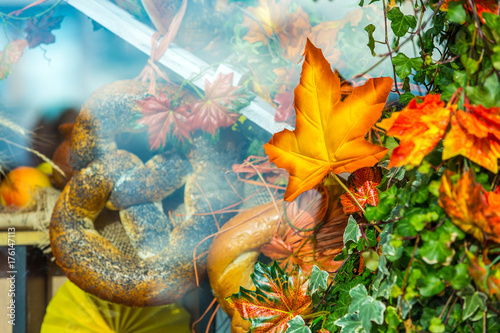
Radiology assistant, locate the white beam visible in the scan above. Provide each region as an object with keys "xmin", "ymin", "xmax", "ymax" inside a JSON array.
[{"xmin": 64, "ymin": 0, "xmax": 291, "ymax": 134}]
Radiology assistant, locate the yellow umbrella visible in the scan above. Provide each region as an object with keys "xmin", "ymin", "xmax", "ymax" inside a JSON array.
[{"xmin": 42, "ymin": 280, "xmax": 191, "ymax": 333}]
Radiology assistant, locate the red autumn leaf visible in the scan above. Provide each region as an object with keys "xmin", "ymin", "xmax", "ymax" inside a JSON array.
[
  {"xmin": 438, "ymin": 170, "xmax": 500, "ymax": 244},
  {"xmin": 443, "ymin": 104, "xmax": 500, "ymax": 173},
  {"xmin": 136, "ymin": 92, "xmax": 191, "ymax": 149},
  {"xmin": 24, "ymin": 11, "xmax": 63, "ymax": 48},
  {"xmin": 273, "ymin": 90, "xmax": 294, "ymax": 123},
  {"xmin": 378, "ymin": 94, "xmax": 451, "ymax": 168},
  {"xmin": 0, "ymin": 39, "xmax": 28, "ymax": 80},
  {"xmin": 340, "ymin": 167, "xmax": 381, "ymax": 214},
  {"xmin": 227, "ymin": 262, "xmax": 312, "ymax": 333},
  {"xmin": 189, "ymin": 72, "xmax": 244, "ymax": 135}
]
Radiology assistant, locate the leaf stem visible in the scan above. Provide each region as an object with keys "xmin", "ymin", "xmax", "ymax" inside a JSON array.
[
  {"xmin": 312, "ymin": 253, "xmax": 353, "ymax": 313},
  {"xmin": 330, "ymin": 172, "xmax": 365, "ymax": 214},
  {"xmin": 398, "ymin": 235, "xmax": 420, "ymax": 316}
]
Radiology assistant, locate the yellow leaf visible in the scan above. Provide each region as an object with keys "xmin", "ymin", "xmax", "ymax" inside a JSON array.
[{"xmin": 264, "ymin": 39, "xmax": 391, "ymax": 201}]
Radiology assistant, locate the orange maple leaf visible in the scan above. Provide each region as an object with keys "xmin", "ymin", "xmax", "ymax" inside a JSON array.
[
  {"xmin": 264, "ymin": 39, "xmax": 391, "ymax": 201},
  {"xmin": 438, "ymin": 170, "xmax": 500, "ymax": 243},
  {"xmin": 443, "ymin": 104, "xmax": 500, "ymax": 173},
  {"xmin": 378, "ymin": 94, "xmax": 451, "ymax": 168}
]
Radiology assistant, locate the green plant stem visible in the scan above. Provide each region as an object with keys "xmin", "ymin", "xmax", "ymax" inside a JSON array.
[
  {"xmin": 399, "ymin": 235, "xmax": 420, "ymax": 316},
  {"xmin": 312, "ymin": 253, "xmax": 353, "ymax": 313},
  {"xmin": 354, "ymin": 0, "xmax": 445, "ymax": 79},
  {"xmin": 302, "ymin": 311, "xmax": 330, "ymax": 320},
  {"xmin": 0, "ymin": 0, "xmax": 63, "ymax": 20},
  {"xmin": 382, "ymin": 0, "xmax": 400, "ymax": 95}
]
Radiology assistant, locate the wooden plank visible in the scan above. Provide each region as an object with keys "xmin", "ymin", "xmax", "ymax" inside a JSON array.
[{"xmin": 64, "ymin": 0, "xmax": 291, "ymax": 134}]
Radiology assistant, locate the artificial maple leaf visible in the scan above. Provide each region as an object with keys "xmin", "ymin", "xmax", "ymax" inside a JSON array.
[
  {"xmin": 340, "ymin": 167, "xmax": 381, "ymax": 214},
  {"xmin": 24, "ymin": 11, "xmax": 63, "ymax": 48},
  {"xmin": 189, "ymin": 72, "xmax": 248, "ymax": 135},
  {"xmin": 136, "ymin": 92, "xmax": 191, "ymax": 149},
  {"xmin": 443, "ymin": 104, "xmax": 500, "ymax": 173},
  {"xmin": 438, "ymin": 170, "xmax": 500, "ymax": 243},
  {"xmin": 264, "ymin": 39, "xmax": 391, "ymax": 201},
  {"xmin": 0, "ymin": 39, "xmax": 28, "ymax": 80},
  {"xmin": 273, "ymin": 90, "xmax": 294, "ymax": 123},
  {"xmin": 378, "ymin": 94, "xmax": 451, "ymax": 168},
  {"xmin": 227, "ymin": 261, "xmax": 312, "ymax": 333}
]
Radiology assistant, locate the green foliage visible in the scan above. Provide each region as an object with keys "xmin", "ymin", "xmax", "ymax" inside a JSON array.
[{"xmin": 387, "ymin": 7, "xmax": 417, "ymax": 37}]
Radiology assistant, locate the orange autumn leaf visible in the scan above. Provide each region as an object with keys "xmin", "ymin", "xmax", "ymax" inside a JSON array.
[
  {"xmin": 378, "ymin": 94, "xmax": 451, "ymax": 168},
  {"xmin": 438, "ymin": 170, "xmax": 500, "ymax": 243},
  {"xmin": 443, "ymin": 104, "xmax": 500, "ymax": 173},
  {"xmin": 264, "ymin": 39, "xmax": 391, "ymax": 201}
]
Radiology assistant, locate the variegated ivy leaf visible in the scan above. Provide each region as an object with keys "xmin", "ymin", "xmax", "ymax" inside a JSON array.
[{"xmin": 285, "ymin": 316, "xmax": 312, "ymax": 333}]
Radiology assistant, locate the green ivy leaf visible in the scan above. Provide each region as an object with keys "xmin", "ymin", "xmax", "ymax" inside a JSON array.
[
  {"xmin": 387, "ymin": 7, "xmax": 417, "ymax": 37},
  {"xmin": 364, "ymin": 24, "xmax": 377, "ymax": 56},
  {"xmin": 461, "ymin": 54, "xmax": 479, "ymax": 75},
  {"xmin": 348, "ymin": 284, "xmax": 386, "ymax": 332},
  {"xmin": 419, "ymin": 274, "xmax": 444, "ymax": 297},
  {"xmin": 399, "ymin": 91, "xmax": 415, "ymax": 105},
  {"xmin": 465, "ymin": 74, "xmax": 500, "ymax": 107},
  {"xmin": 309, "ymin": 266, "xmax": 329, "ymax": 306},
  {"xmin": 344, "ymin": 216, "xmax": 362, "ymax": 246},
  {"xmin": 361, "ymin": 250, "xmax": 380, "ymax": 271},
  {"xmin": 451, "ymin": 263, "xmax": 470, "ymax": 290},
  {"xmin": 392, "ymin": 53, "xmax": 424, "ymax": 79},
  {"xmin": 334, "ymin": 313, "xmax": 363, "ymax": 333},
  {"xmin": 285, "ymin": 316, "xmax": 312, "ymax": 333},
  {"xmin": 419, "ymin": 236, "xmax": 455, "ymax": 265},
  {"xmin": 429, "ymin": 317, "xmax": 445, "ymax": 333},
  {"xmin": 462, "ymin": 291, "xmax": 488, "ymax": 321},
  {"xmin": 385, "ymin": 306, "xmax": 402, "ymax": 329},
  {"xmin": 446, "ymin": 2, "xmax": 466, "ymax": 24}
]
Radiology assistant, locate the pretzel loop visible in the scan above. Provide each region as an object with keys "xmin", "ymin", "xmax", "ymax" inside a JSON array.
[{"xmin": 49, "ymin": 80, "xmax": 242, "ymax": 306}]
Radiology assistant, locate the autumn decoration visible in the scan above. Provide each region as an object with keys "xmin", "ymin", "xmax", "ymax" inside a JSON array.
[
  {"xmin": 228, "ymin": 0, "xmax": 500, "ymax": 332},
  {"xmin": 4, "ymin": 0, "xmax": 500, "ymax": 332},
  {"xmin": 264, "ymin": 39, "xmax": 391, "ymax": 201}
]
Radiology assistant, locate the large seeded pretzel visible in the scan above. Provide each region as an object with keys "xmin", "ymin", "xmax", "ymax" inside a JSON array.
[{"xmin": 49, "ymin": 80, "xmax": 242, "ymax": 306}]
